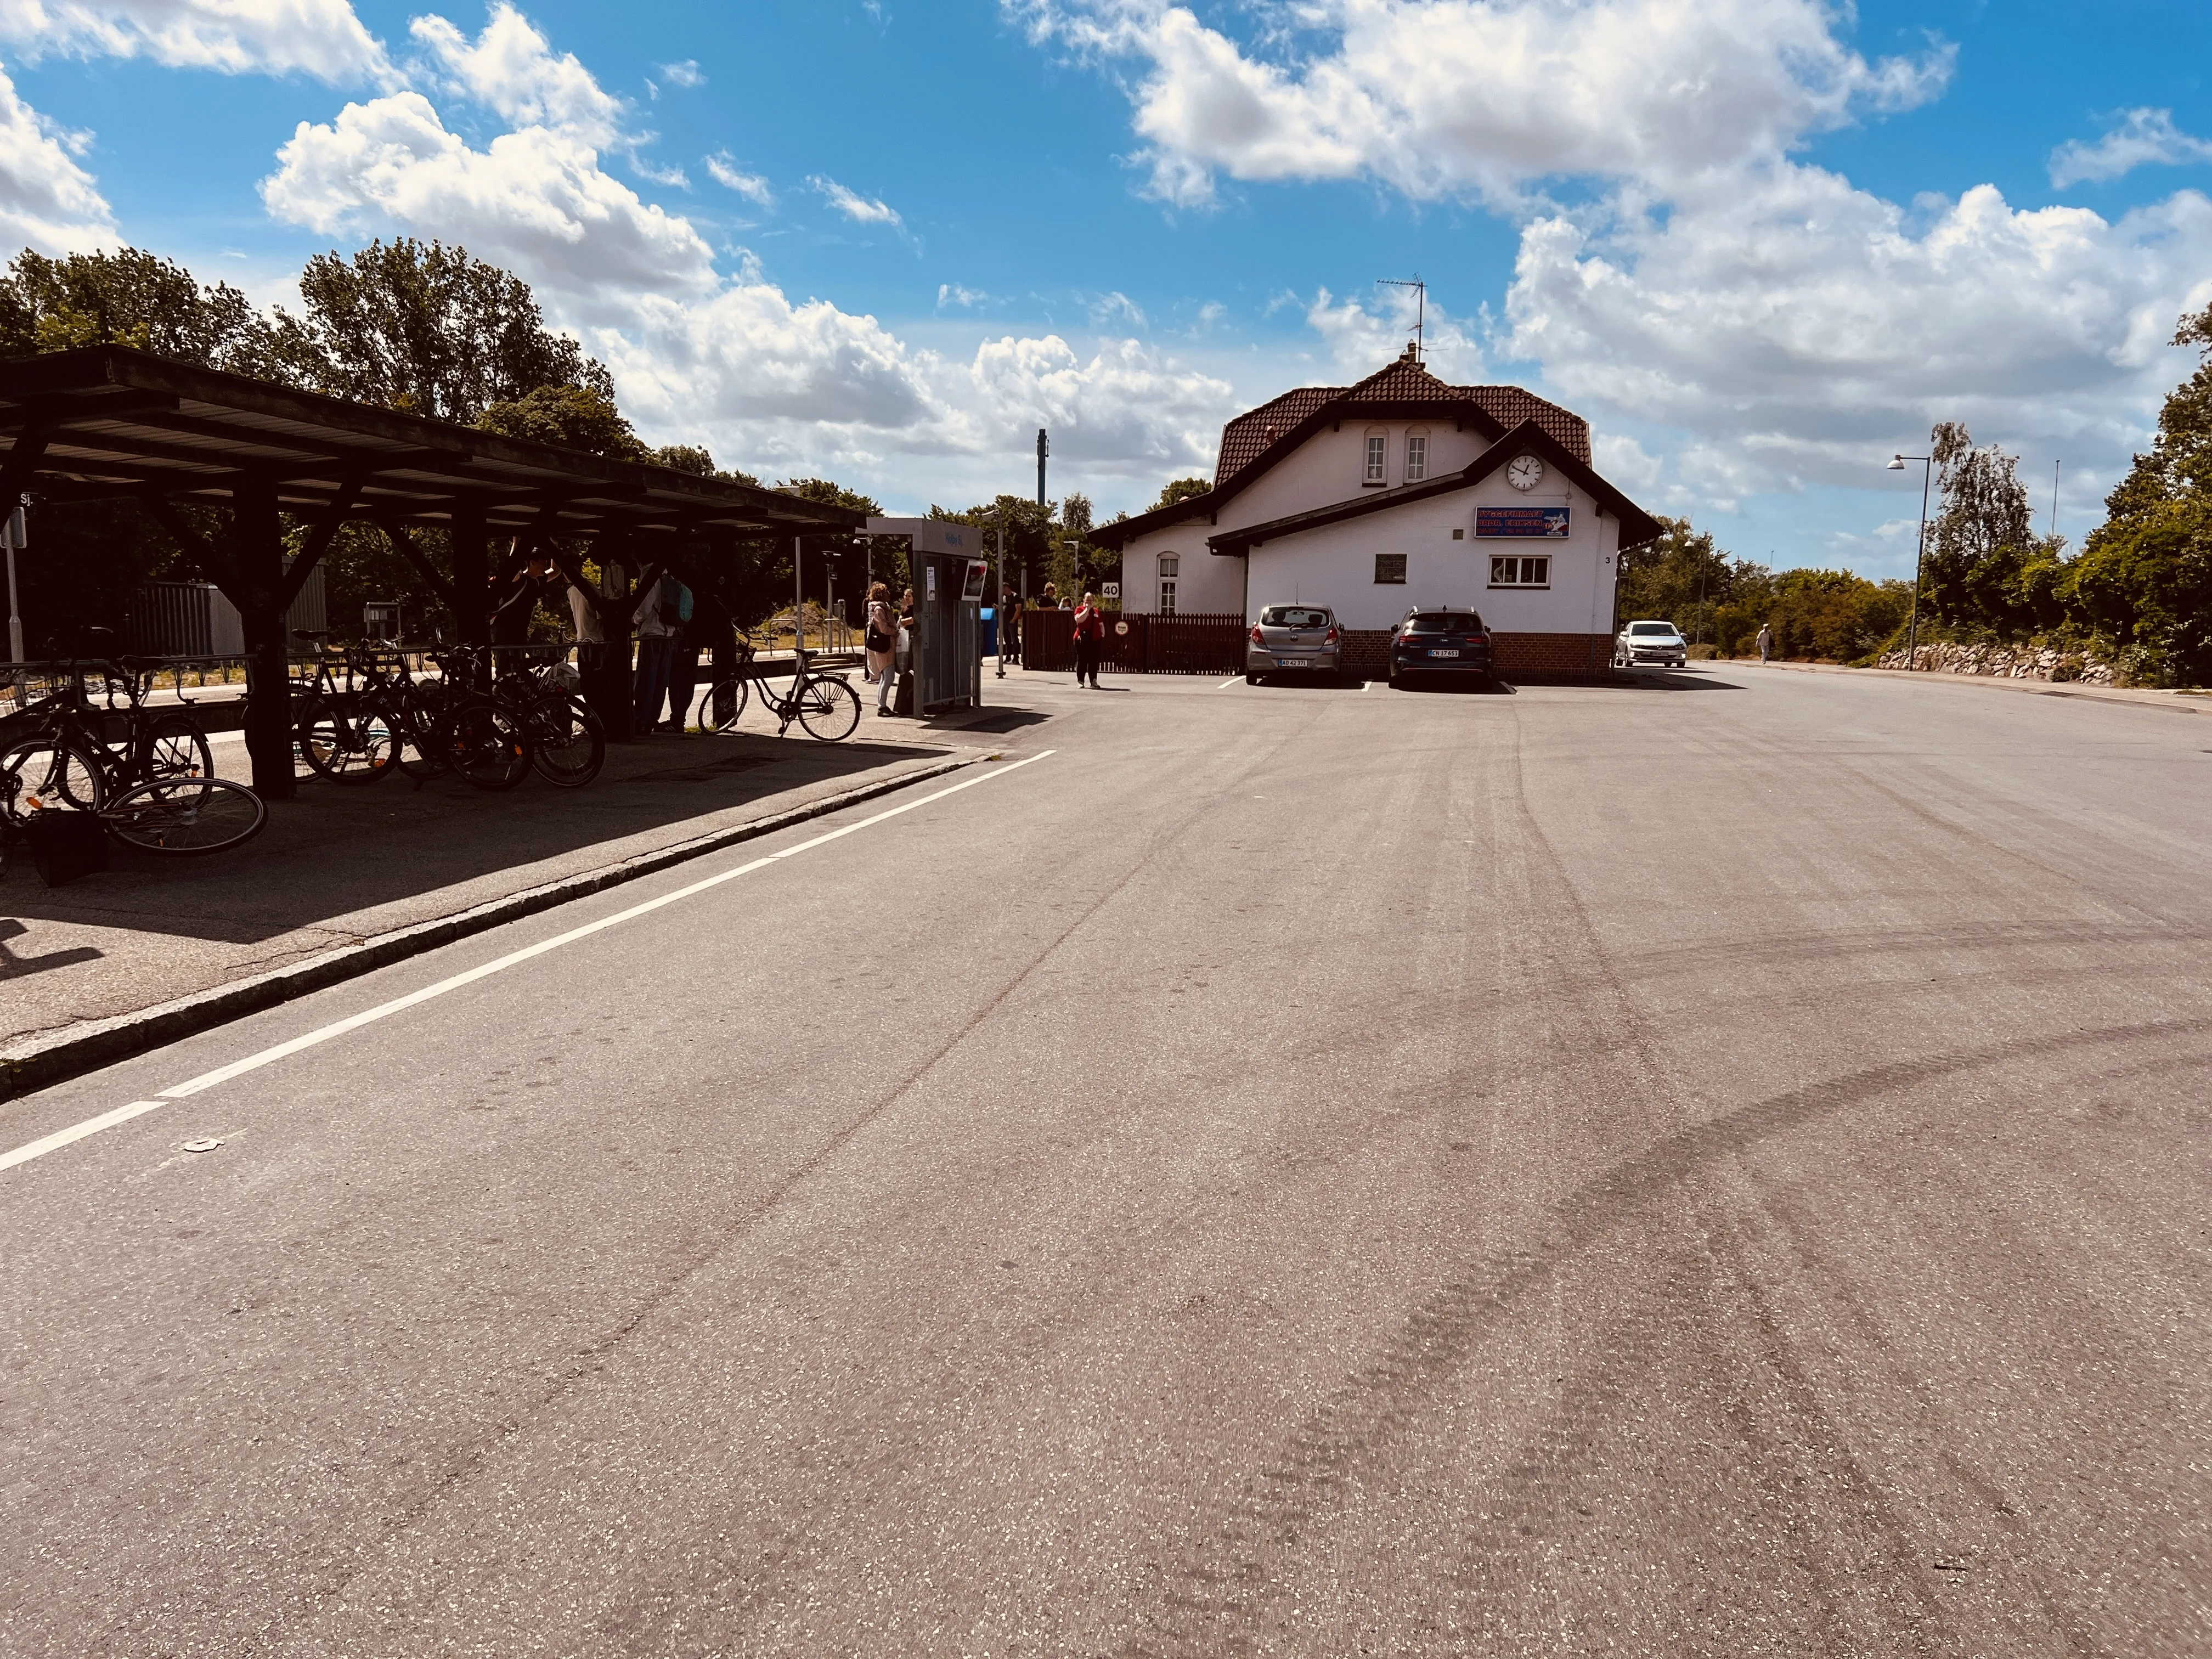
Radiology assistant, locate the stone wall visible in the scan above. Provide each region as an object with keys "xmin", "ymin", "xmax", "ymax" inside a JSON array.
[{"xmin": 1874, "ymin": 641, "xmax": 2115, "ymax": 684}]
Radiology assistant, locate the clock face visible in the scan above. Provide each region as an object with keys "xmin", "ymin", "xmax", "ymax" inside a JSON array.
[{"xmin": 1506, "ymin": 454, "xmax": 1545, "ymax": 492}]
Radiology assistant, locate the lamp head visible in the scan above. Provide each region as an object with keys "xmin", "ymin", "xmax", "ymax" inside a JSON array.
[{"xmin": 1887, "ymin": 455, "xmax": 1906, "ymax": 471}]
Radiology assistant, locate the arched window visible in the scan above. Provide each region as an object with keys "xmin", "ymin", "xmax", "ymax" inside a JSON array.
[
  {"xmin": 1158, "ymin": 552, "xmax": 1180, "ymax": 614},
  {"xmin": 1364, "ymin": 428, "xmax": 1387, "ymax": 485},
  {"xmin": 1404, "ymin": 427, "xmax": 1429, "ymax": 482}
]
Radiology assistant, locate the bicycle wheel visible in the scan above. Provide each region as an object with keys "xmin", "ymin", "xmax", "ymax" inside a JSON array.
[
  {"xmin": 103, "ymin": 776, "xmax": 266, "ymax": 855},
  {"xmin": 148, "ymin": 715, "xmax": 213, "ymax": 781},
  {"xmin": 797, "ymin": 674, "xmax": 861, "ymax": 742},
  {"xmin": 301, "ymin": 698, "xmax": 400, "ymax": 783},
  {"xmin": 526, "ymin": 693, "xmax": 605, "ymax": 788},
  {"xmin": 0, "ymin": 738, "xmax": 106, "ymax": 823},
  {"xmin": 396, "ymin": 685, "xmax": 453, "ymax": 778},
  {"xmin": 696, "ymin": 678, "xmax": 749, "ymax": 735},
  {"xmin": 449, "ymin": 703, "xmax": 531, "ymax": 791}
]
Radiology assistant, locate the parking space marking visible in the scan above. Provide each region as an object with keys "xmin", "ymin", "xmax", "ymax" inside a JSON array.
[
  {"xmin": 2, "ymin": 752, "xmax": 1057, "ymax": 1174},
  {"xmin": 1217, "ymin": 677, "xmax": 1242, "ymax": 690}
]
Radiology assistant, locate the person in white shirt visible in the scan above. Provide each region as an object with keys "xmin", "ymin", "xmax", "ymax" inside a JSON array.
[{"xmin": 632, "ymin": 571, "xmax": 681, "ymax": 733}]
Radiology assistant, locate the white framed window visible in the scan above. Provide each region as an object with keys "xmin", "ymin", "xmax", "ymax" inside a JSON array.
[
  {"xmin": 1158, "ymin": 552, "xmax": 1180, "ymax": 614},
  {"xmin": 1489, "ymin": 555, "xmax": 1551, "ymax": 588},
  {"xmin": 1404, "ymin": 429, "xmax": 1428, "ymax": 482},
  {"xmin": 1364, "ymin": 430, "xmax": 1387, "ymax": 484}
]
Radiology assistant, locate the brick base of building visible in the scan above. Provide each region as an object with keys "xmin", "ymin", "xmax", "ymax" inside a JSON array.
[{"xmin": 1335, "ymin": 629, "xmax": 1613, "ymax": 682}]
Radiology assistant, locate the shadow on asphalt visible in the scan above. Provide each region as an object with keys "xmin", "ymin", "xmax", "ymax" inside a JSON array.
[
  {"xmin": 1600, "ymin": 669, "xmax": 1747, "ymax": 692},
  {"xmin": 0, "ymin": 730, "xmax": 957, "ymax": 946}
]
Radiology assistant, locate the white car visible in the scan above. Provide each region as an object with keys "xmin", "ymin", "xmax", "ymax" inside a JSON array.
[{"xmin": 1615, "ymin": 619, "xmax": 1689, "ymax": 668}]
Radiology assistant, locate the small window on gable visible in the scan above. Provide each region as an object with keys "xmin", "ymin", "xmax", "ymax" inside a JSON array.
[
  {"xmin": 1364, "ymin": 430, "xmax": 1387, "ymax": 484},
  {"xmin": 1375, "ymin": 553, "xmax": 1407, "ymax": 584},
  {"xmin": 1404, "ymin": 429, "xmax": 1429, "ymax": 482},
  {"xmin": 1158, "ymin": 553, "xmax": 1180, "ymax": 577}
]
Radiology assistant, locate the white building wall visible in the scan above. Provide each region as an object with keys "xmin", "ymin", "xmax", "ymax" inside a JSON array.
[
  {"xmin": 1244, "ymin": 471, "xmax": 1616, "ymax": 635},
  {"xmin": 1117, "ymin": 523, "xmax": 1245, "ymax": 616},
  {"xmin": 1221, "ymin": 422, "xmax": 1493, "ymax": 530}
]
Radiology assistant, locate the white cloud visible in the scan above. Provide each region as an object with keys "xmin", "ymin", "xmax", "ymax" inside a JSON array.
[
  {"xmin": 262, "ymin": 89, "xmax": 716, "ymax": 302},
  {"xmin": 601, "ymin": 289, "xmax": 1237, "ymax": 490},
  {"xmin": 1088, "ymin": 289, "xmax": 1144, "ymax": 327},
  {"xmin": 2051, "ymin": 109, "xmax": 2212, "ymax": 189},
  {"xmin": 810, "ymin": 174, "xmax": 901, "ymax": 227},
  {"xmin": 704, "ymin": 150, "xmax": 771, "ymax": 204},
  {"xmin": 1502, "ymin": 162, "xmax": 2212, "ymax": 496},
  {"xmin": 0, "ymin": 0, "xmax": 391, "ymax": 82},
  {"xmin": 253, "ymin": 9, "xmax": 1229, "ymax": 506},
  {"xmin": 937, "ymin": 283, "xmax": 989, "ymax": 308},
  {"xmin": 1302, "ymin": 284, "xmax": 1483, "ymax": 381},
  {"xmin": 1011, "ymin": 0, "xmax": 1949, "ymax": 208},
  {"xmin": 262, "ymin": 5, "xmax": 714, "ymax": 307},
  {"xmin": 658, "ymin": 58, "xmax": 702, "ymax": 88},
  {"xmin": 410, "ymin": 3, "xmax": 621, "ymax": 148},
  {"xmin": 0, "ymin": 61, "xmax": 115, "ymax": 251}
]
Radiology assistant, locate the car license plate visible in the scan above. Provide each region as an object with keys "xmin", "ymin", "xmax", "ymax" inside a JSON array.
[
  {"xmin": 1429, "ymin": 648, "xmax": 1460, "ymax": 658},
  {"xmin": 1278, "ymin": 657, "xmax": 1309, "ymax": 668}
]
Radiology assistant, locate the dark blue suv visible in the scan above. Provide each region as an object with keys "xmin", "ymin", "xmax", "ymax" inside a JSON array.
[{"xmin": 1389, "ymin": 608, "xmax": 1496, "ymax": 689}]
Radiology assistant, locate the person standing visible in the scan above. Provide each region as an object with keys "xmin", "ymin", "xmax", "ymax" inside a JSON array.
[
  {"xmin": 864, "ymin": 580, "xmax": 898, "ymax": 716},
  {"xmin": 664, "ymin": 583, "xmax": 704, "ymax": 732},
  {"xmin": 1071, "ymin": 591, "xmax": 1105, "ymax": 689},
  {"xmin": 1756, "ymin": 622, "xmax": 1774, "ymax": 664},
  {"xmin": 631, "ymin": 569, "xmax": 681, "ymax": 733},
  {"xmin": 1000, "ymin": 586, "xmax": 1022, "ymax": 666}
]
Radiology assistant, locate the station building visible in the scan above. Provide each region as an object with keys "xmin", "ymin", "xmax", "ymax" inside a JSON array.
[{"xmin": 1092, "ymin": 346, "xmax": 1663, "ymax": 679}]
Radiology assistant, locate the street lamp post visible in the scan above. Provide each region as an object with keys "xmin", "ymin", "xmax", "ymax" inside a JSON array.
[{"xmin": 1888, "ymin": 453, "xmax": 1933, "ymax": 668}]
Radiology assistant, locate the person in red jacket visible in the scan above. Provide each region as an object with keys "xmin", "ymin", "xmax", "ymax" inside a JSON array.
[{"xmin": 1071, "ymin": 592, "xmax": 1106, "ymax": 689}]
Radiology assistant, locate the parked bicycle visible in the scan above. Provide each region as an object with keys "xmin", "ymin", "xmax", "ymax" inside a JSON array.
[
  {"xmin": 0, "ymin": 646, "xmax": 218, "ymax": 828},
  {"xmin": 692, "ymin": 636, "xmax": 861, "ymax": 742},
  {"xmin": 292, "ymin": 633, "xmax": 403, "ymax": 783}
]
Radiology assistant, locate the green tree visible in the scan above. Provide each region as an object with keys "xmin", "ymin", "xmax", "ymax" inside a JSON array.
[
  {"xmin": 0, "ymin": 247, "xmax": 275, "ymax": 371},
  {"xmin": 1923, "ymin": 421, "xmax": 2064, "ymax": 636},
  {"xmin": 1616, "ymin": 517, "xmax": 1745, "ymax": 645},
  {"xmin": 1150, "ymin": 475, "xmax": 1211, "ymax": 511},
  {"xmin": 477, "ymin": 382, "xmax": 647, "ymax": 459},
  {"xmin": 269, "ymin": 238, "xmax": 608, "ymax": 423},
  {"xmin": 2066, "ymin": 303, "xmax": 2212, "ymax": 684}
]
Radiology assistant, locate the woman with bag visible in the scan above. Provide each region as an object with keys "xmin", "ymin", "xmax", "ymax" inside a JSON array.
[
  {"xmin": 1071, "ymin": 592, "xmax": 1106, "ymax": 689},
  {"xmin": 864, "ymin": 580, "xmax": 899, "ymax": 716}
]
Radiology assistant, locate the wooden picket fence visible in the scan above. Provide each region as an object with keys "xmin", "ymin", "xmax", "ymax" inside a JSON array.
[{"xmin": 1019, "ymin": 610, "xmax": 1246, "ymax": 675}]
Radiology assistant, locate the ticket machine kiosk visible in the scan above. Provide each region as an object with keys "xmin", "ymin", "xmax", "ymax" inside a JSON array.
[{"xmin": 866, "ymin": 517, "xmax": 986, "ymax": 716}]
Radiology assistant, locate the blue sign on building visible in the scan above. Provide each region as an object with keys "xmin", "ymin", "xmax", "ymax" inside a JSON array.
[{"xmin": 1476, "ymin": 506, "xmax": 1571, "ymax": 539}]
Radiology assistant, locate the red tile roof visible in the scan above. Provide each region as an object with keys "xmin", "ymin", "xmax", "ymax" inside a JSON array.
[{"xmin": 1214, "ymin": 354, "xmax": 1590, "ymax": 487}]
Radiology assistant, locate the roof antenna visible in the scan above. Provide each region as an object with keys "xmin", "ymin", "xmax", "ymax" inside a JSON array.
[{"xmin": 1377, "ymin": 275, "xmax": 1425, "ymax": 363}]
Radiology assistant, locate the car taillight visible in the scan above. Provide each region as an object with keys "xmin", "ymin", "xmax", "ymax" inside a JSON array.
[
  {"xmin": 1249, "ymin": 624, "xmax": 1264, "ymax": 645},
  {"xmin": 1325, "ymin": 626, "xmax": 1340, "ymax": 644}
]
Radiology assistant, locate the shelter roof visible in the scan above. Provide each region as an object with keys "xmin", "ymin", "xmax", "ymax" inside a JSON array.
[{"xmin": 0, "ymin": 346, "xmax": 865, "ymax": 538}]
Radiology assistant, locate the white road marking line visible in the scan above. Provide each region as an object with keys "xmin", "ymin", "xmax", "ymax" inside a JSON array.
[
  {"xmin": 1, "ymin": 752, "xmax": 1057, "ymax": 1173},
  {"xmin": 0, "ymin": 1101, "xmax": 165, "ymax": 1172},
  {"xmin": 1217, "ymin": 676, "xmax": 1243, "ymax": 690}
]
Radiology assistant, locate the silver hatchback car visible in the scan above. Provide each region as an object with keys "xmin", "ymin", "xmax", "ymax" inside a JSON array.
[{"xmin": 1246, "ymin": 604, "xmax": 1341, "ymax": 683}]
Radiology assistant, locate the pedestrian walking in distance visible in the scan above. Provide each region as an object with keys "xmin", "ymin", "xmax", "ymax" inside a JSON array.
[
  {"xmin": 864, "ymin": 580, "xmax": 898, "ymax": 717},
  {"xmin": 1072, "ymin": 592, "xmax": 1107, "ymax": 689},
  {"xmin": 1756, "ymin": 623, "xmax": 1774, "ymax": 664}
]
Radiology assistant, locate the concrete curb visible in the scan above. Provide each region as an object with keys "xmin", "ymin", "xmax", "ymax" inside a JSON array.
[{"xmin": 1, "ymin": 752, "xmax": 979, "ymax": 1102}]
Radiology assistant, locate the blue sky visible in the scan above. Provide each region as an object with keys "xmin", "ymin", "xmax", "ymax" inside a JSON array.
[{"xmin": 3, "ymin": 0, "xmax": 2208, "ymax": 573}]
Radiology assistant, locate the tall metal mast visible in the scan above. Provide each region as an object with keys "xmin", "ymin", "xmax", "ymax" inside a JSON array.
[{"xmin": 1377, "ymin": 275, "xmax": 1426, "ymax": 361}]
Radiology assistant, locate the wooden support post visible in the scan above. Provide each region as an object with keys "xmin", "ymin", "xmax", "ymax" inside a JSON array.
[
  {"xmin": 450, "ymin": 505, "xmax": 492, "ymax": 681},
  {"xmin": 231, "ymin": 482, "xmax": 296, "ymax": 800}
]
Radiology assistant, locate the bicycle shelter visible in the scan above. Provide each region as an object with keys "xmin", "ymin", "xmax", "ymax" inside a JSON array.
[
  {"xmin": 866, "ymin": 517, "xmax": 985, "ymax": 717},
  {"xmin": 0, "ymin": 347, "xmax": 867, "ymax": 798}
]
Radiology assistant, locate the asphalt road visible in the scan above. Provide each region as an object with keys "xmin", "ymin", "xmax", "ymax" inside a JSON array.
[{"xmin": 5, "ymin": 663, "xmax": 2210, "ymax": 1657}]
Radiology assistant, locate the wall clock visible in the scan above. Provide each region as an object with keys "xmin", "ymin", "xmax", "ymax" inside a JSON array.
[{"xmin": 1506, "ymin": 454, "xmax": 1544, "ymax": 491}]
